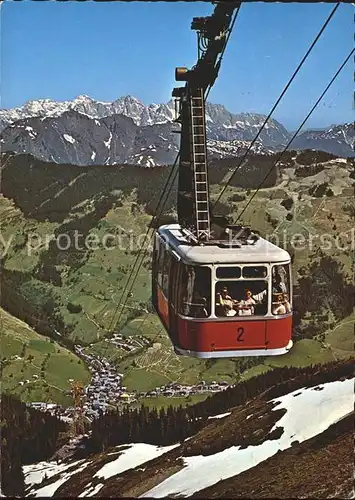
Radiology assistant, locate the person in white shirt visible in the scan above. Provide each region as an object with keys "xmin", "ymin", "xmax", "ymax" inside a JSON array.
[
  {"xmin": 216, "ymin": 287, "xmax": 237, "ymax": 316},
  {"xmin": 236, "ymin": 289, "xmax": 256, "ymax": 316},
  {"xmin": 272, "ymin": 294, "xmax": 286, "ymax": 315},
  {"xmin": 272, "ymin": 266, "xmax": 288, "ymax": 294}
]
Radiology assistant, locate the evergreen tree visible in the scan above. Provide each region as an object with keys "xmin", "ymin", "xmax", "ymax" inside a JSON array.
[{"xmin": 0, "ymin": 393, "xmax": 69, "ymax": 496}]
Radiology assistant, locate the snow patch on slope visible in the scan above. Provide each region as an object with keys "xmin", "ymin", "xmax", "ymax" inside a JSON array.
[
  {"xmin": 104, "ymin": 131, "xmax": 112, "ymax": 149},
  {"xmin": 208, "ymin": 412, "xmax": 231, "ymax": 420},
  {"xmin": 30, "ymin": 461, "xmax": 90, "ymax": 497},
  {"xmin": 25, "ymin": 126, "xmax": 38, "ymax": 139},
  {"xmin": 140, "ymin": 378, "xmax": 354, "ymax": 498},
  {"xmin": 94, "ymin": 443, "xmax": 179, "ymax": 481},
  {"xmin": 23, "ymin": 460, "xmax": 84, "ymax": 488},
  {"xmin": 63, "ymin": 134, "xmax": 75, "ymax": 144},
  {"xmin": 80, "ymin": 482, "xmax": 104, "ymax": 497},
  {"xmin": 77, "ymin": 443, "xmax": 179, "ymax": 497}
]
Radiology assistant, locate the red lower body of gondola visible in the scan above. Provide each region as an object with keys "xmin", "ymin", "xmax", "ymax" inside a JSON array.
[{"xmin": 173, "ymin": 315, "xmax": 293, "ymax": 358}]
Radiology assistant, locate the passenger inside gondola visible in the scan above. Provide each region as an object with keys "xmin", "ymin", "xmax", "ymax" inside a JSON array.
[
  {"xmin": 272, "ymin": 293, "xmax": 286, "ymax": 315},
  {"xmin": 180, "ymin": 265, "xmax": 211, "ymax": 318},
  {"xmin": 272, "ymin": 266, "xmax": 288, "ymax": 294},
  {"xmin": 216, "ymin": 286, "xmax": 237, "ymax": 316},
  {"xmin": 235, "ymin": 289, "xmax": 256, "ymax": 316},
  {"xmin": 271, "ymin": 264, "xmax": 292, "ymax": 315}
]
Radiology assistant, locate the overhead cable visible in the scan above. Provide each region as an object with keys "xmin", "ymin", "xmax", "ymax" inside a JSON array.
[
  {"xmin": 212, "ymin": 2, "xmax": 340, "ymax": 209},
  {"xmin": 236, "ymin": 47, "xmax": 354, "ymax": 222}
]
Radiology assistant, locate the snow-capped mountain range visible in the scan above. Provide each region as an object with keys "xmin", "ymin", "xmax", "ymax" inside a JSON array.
[
  {"xmin": 0, "ymin": 95, "xmax": 353, "ymax": 166},
  {"xmin": 290, "ymin": 123, "xmax": 354, "ymax": 159},
  {"xmin": 0, "ymin": 95, "xmax": 176, "ymax": 130}
]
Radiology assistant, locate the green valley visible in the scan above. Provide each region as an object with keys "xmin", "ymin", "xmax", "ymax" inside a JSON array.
[{"xmin": 0, "ymin": 307, "xmax": 90, "ymax": 406}]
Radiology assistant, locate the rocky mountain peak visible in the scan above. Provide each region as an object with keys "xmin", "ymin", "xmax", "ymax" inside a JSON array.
[{"xmin": 73, "ymin": 94, "xmax": 96, "ymax": 103}]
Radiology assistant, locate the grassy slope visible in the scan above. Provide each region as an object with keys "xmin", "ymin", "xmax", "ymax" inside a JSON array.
[
  {"xmin": 323, "ymin": 311, "xmax": 355, "ymax": 358},
  {"xmin": 0, "ymin": 194, "xmax": 152, "ymax": 344},
  {"xmin": 0, "ymin": 307, "xmax": 90, "ymax": 406},
  {"xmin": 60, "ymin": 201, "xmax": 152, "ymax": 342}
]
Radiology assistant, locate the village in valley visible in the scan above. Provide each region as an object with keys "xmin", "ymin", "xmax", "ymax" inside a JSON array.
[{"xmin": 26, "ymin": 335, "xmax": 231, "ymax": 423}]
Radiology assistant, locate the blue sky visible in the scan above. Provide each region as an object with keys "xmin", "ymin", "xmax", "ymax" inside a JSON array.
[{"xmin": 1, "ymin": 1, "xmax": 353, "ymax": 130}]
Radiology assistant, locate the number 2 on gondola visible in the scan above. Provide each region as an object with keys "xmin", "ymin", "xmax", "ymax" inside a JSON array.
[{"xmin": 237, "ymin": 327, "xmax": 244, "ymax": 342}]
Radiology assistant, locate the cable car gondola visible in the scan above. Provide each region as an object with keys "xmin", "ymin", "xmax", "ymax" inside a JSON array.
[
  {"xmin": 152, "ymin": 1, "xmax": 293, "ymax": 357},
  {"xmin": 152, "ymin": 224, "xmax": 293, "ymax": 358}
]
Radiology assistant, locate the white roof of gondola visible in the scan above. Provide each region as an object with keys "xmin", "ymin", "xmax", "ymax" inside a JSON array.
[{"xmin": 158, "ymin": 224, "xmax": 290, "ymax": 265}]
